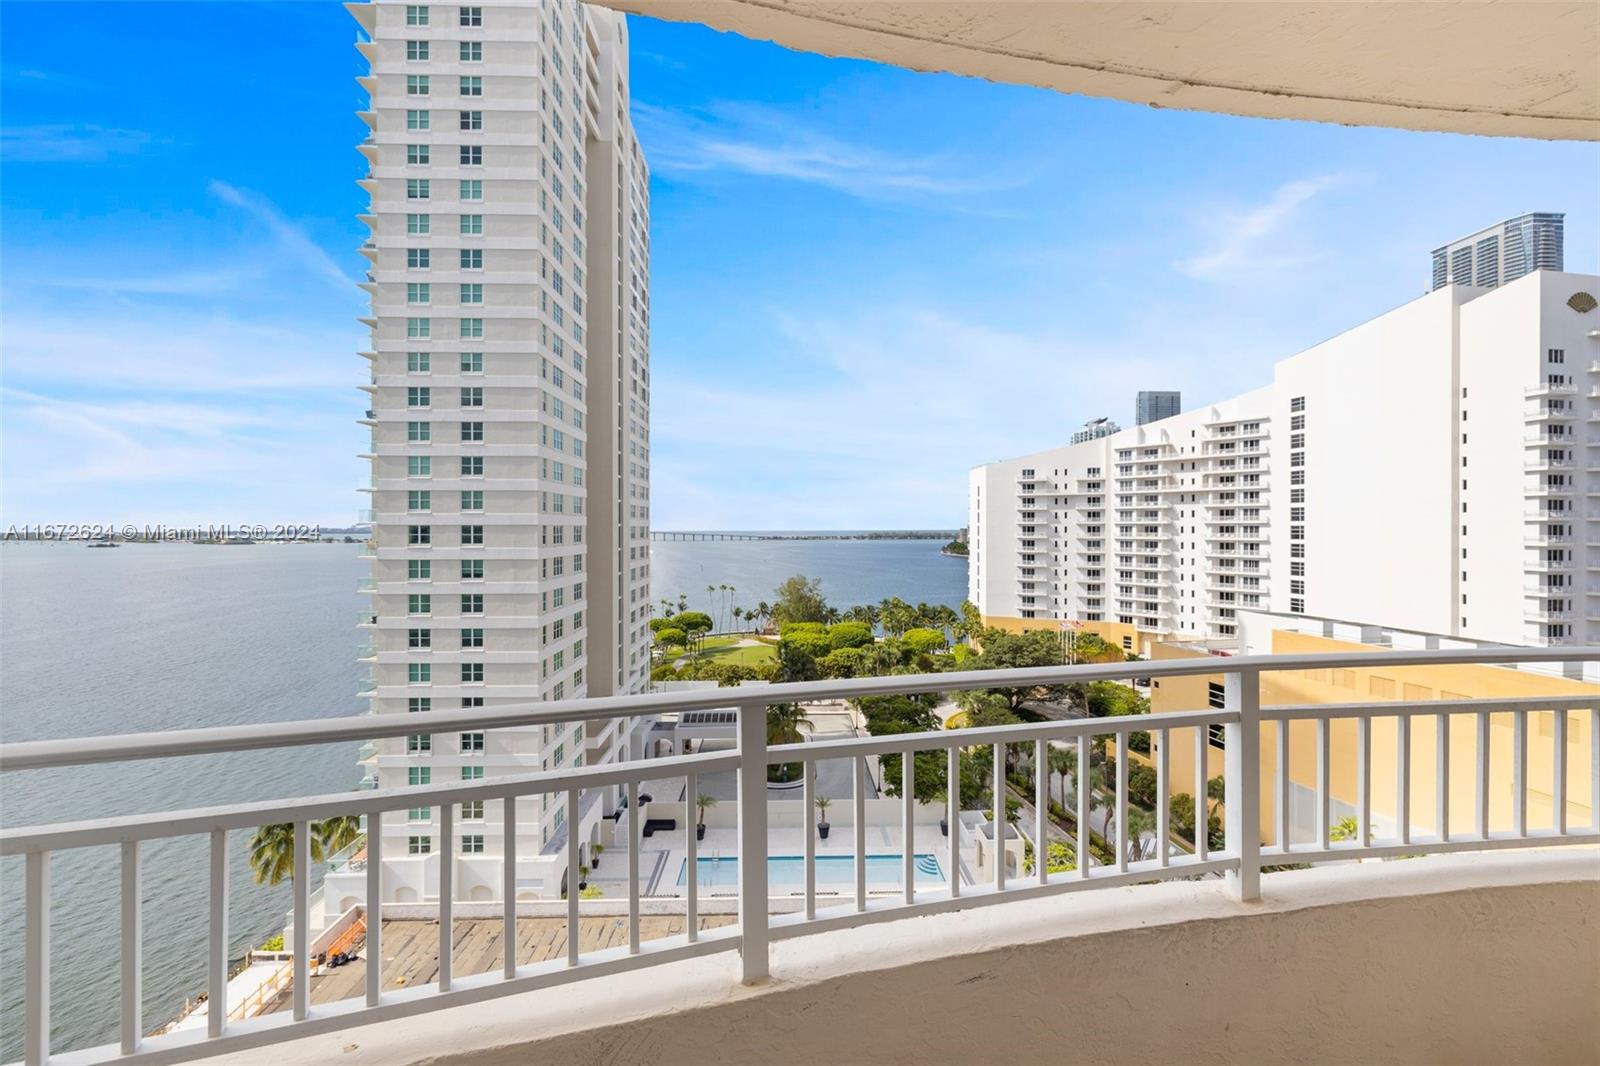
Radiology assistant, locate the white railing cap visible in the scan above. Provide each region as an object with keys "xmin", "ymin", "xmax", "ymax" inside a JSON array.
[{"xmin": 0, "ymin": 646, "xmax": 1593, "ymax": 773}]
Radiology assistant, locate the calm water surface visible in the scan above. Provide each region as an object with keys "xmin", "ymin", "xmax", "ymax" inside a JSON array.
[
  {"xmin": 0, "ymin": 536, "xmax": 968, "ymax": 1057},
  {"xmin": 649, "ymin": 535, "xmax": 969, "ymax": 620},
  {"xmin": 0, "ymin": 543, "xmax": 367, "ymax": 1060}
]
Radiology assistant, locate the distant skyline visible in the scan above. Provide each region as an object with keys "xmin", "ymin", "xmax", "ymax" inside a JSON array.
[{"xmin": 2, "ymin": 3, "xmax": 1597, "ymax": 528}]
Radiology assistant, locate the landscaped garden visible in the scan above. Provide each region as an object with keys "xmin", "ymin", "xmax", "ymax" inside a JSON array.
[{"xmin": 647, "ymin": 572, "xmax": 1209, "ymax": 864}]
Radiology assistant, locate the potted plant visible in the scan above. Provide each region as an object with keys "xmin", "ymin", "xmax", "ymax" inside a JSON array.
[
  {"xmin": 696, "ymin": 794, "xmax": 716, "ymax": 842},
  {"xmin": 576, "ymin": 865, "xmax": 589, "ymax": 891},
  {"xmin": 815, "ymin": 796, "xmax": 831, "ymax": 840},
  {"xmin": 590, "ymin": 843, "xmax": 604, "ymax": 870},
  {"xmin": 934, "ymin": 788, "xmax": 949, "ymax": 837}
]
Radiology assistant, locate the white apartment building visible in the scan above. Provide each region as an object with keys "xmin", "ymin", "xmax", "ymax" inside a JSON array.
[
  {"xmin": 349, "ymin": 0, "xmax": 651, "ymax": 904},
  {"xmin": 1070, "ymin": 417, "xmax": 1122, "ymax": 444},
  {"xmin": 969, "ymin": 270, "xmax": 1600, "ymax": 657}
]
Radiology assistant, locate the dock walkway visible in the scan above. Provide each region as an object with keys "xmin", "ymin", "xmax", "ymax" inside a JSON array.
[{"xmin": 259, "ymin": 915, "xmax": 736, "ymax": 1013}]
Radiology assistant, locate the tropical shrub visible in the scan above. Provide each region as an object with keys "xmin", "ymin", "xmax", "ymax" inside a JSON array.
[
  {"xmin": 826, "ymin": 620, "xmax": 873, "ymax": 650},
  {"xmin": 817, "ymin": 646, "xmax": 869, "ymax": 679},
  {"xmin": 779, "ymin": 625, "xmax": 832, "ymax": 659},
  {"xmin": 901, "ymin": 627, "xmax": 947, "ymax": 656}
]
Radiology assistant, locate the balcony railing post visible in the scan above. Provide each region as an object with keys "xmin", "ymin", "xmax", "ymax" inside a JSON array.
[
  {"xmin": 1224, "ymin": 669, "xmax": 1261, "ymax": 902},
  {"xmin": 25, "ymin": 850, "xmax": 50, "ymax": 1066},
  {"xmin": 737, "ymin": 701, "xmax": 769, "ymax": 984}
]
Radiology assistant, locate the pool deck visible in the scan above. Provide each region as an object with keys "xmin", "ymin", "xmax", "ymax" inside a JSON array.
[
  {"xmin": 655, "ymin": 824, "xmax": 962, "ymax": 895},
  {"xmin": 584, "ymin": 779, "xmax": 971, "ymax": 900}
]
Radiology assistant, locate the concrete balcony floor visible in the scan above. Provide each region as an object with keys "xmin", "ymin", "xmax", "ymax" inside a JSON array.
[{"xmin": 213, "ymin": 847, "xmax": 1598, "ymax": 1066}]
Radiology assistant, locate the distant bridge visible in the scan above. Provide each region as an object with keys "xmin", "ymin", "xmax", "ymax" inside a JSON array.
[{"xmin": 650, "ymin": 530, "xmax": 959, "ymax": 543}]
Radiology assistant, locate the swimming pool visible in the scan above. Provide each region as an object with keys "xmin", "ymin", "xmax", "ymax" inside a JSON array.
[{"xmin": 677, "ymin": 853, "xmax": 945, "ymax": 888}]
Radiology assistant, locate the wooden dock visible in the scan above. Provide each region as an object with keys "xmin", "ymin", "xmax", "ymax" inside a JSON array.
[{"xmin": 259, "ymin": 915, "xmax": 736, "ymax": 1014}]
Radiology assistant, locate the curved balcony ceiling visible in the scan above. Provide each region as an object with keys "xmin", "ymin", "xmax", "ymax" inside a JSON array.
[{"xmin": 597, "ymin": 1, "xmax": 1599, "ymax": 140}]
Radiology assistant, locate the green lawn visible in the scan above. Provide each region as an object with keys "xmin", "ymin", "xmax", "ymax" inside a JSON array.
[{"xmin": 685, "ymin": 634, "xmax": 777, "ymax": 669}]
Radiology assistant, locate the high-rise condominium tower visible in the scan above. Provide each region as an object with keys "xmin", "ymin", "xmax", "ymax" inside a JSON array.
[
  {"xmin": 351, "ymin": 0, "xmax": 651, "ymax": 898},
  {"xmin": 1070, "ymin": 417, "xmax": 1121, "ymax": 444},
  {"xmin": 1430, "ymin": 212, "xmax": 1564, "ymax": 291},
  {"xmin": 1136, "ymin": 391, "xmax": 1181, "ymax": 425},
  {"xmin": 970, "ymin": 270, "xmax": 1600, "ymax": 655}
]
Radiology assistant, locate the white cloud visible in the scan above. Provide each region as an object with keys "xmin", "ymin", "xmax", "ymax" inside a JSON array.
[
  {"xmin": 1173, "ymin": 174, "xmax": 1352, "ymax": 282},
  {"xmin": 634, "ymin": 101, "xmax": 1026, "ymax": 202},
  {"xmin": 42, "ymin": 267, "xmax": 264, "ymax": 297},
  {"xmin": 636, "ymin": 50, "xmax": 688, "ymax": 72},
  {"xmin": 0, "ymin": 124, "xmax": 154, "ymax": 162},
  {"xmin": 208, "ymin": 180, "xmax": 353, "ymax": 290},
  {"xmin": 649, "ymin": 306, "xmax": 1178, "ymax": 529},
  {"xmin": 0, "ymin": 180, "xmax": 366, "ymax": 524},
  {"xmin": 1, "ymin": 307, "xmax": 360, "ymax": 394},
  {"xmin": 0, "ymin": 389, "xmax": 361, "ymax": 524}
]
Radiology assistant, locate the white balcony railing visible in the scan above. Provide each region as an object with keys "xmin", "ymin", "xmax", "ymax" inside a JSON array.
[{"xmin": 2, "ymin": 648, "xmax": 1598, "ymax": 1065}]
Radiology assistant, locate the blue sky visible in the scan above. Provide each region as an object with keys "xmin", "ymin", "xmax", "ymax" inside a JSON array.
[{"xmin": 2, "ymin": 3, "xmax": 1597, "ymax": 529}]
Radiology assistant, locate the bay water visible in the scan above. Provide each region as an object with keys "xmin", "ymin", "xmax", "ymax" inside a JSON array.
[{"xmin": 0, "ymin": 536, "xmax": 967, "ymax": 1057}]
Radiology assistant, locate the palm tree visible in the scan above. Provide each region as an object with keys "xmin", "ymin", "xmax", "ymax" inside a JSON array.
[
  {"xmin": 755, "ymin": 601, "xmax": 771, "ymax": 634},
  {"xmin": 706, "ymin": 584, "xmax": 717, "ymax": 628},
  {"xmin": 869, "ymin": 639, "xmax": 899, "ymax": 675},
  {"xmin": 1119, "ymin": 807, "xmax": 1157, "ymax": 863},
  {"xmin": 248, "ymin": 823, "xmax": 324, "ymax": 886},
  {"xmin": 1014, "ymin": 745, "xmax": 1035, "ymax": 790},
  {"xmin": 766, "ymin": 703, "xmax": 806, "ymax": 745},
  {"xmin": 1095, "ymin": 786, "xmax": 1117, "ymax": 841},
  {"xmin": 316, "ymin": 815, "xmax": 363, "ymax": 857},
  {"xmin": 1048, "ymin": 746, "xmax": 1077, "ymax": 812},
  {"xmin": 953, "ymin": 601, "xmax": 982, "ymax": 645},
  {"xmin": 880, "ymin": 597, "xmax": 913, "ymax": 637},
  {"xmin": 766, "ymin": 702, "xmax": 808, "ymax": 783}
]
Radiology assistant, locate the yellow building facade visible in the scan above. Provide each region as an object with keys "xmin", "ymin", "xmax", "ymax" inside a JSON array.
[
  {"xmin": 1149, "ymin": 629, "xmax": 1598, "ymax": 844},
  {"xmin": 979, "ymin": 615, "xmax": 1158, "ymax": 658}
]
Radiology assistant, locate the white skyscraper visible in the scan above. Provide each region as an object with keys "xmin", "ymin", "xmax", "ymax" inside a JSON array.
[
  {"xmin": 349, "ymin": 0, "xmax": 651, "ymax": 900},
  {"xmin": 970, "ymin": 270, "xmax": 1600, "ymax": 656}
]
